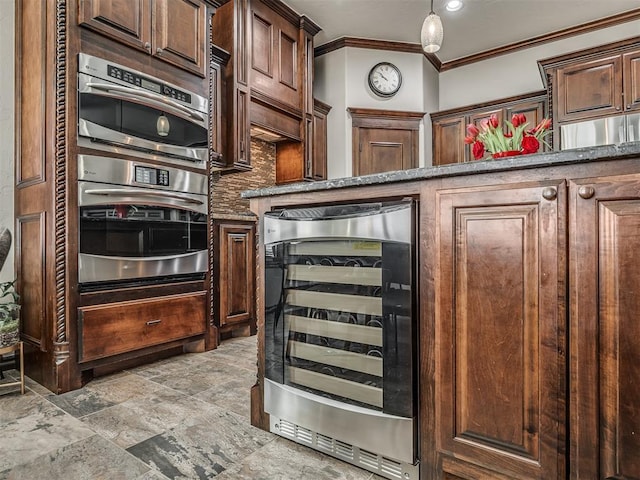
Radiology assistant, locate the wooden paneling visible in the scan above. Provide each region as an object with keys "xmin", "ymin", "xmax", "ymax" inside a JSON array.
[
  {"xmin": 624, "ymin": 49, "xmax": 640, "ymax": 112},
  {"xmin": 436, "ymin": 181, "xmax": 565, "ymax": 479},
  {"xmin": 349, "ymin": 108, "xmax": 423, "ymax": 176},
  {"xmin": 556, "ymin": 55, "xmax": 623, "ymax": 122},
  {"xmin": 276, "ymin": 141, "xmax": 304, "ymax": 184},
  {"xmin": 250, "ymin": 0, "xmax": 300, "ymax": 110},
  {"xmin": 278, "ymin": 31, "xmax": 296, "ymax": 89},
  {"xmin": 433, "ymin": 115, "xmax": 466, "ymax": 165},
  {"xmin": 16, "ymin": 214, "xmax": 46, "ymax": 347},
  {"xmin": 153, "ymin": 0, "xmax": 207, "ymax": 76},
  {"xmin": 431, "ymin": 91, "xmax": 547, "ymax": 166},
  {"xmin": 17, "ymin": 0, "xmax": 47, "ymax": 185},
  {"xmin": 79, "ymin": 0, "xmax": 207, "ymax": 76},
  {"xmin": 78, "ymin": 292, "xmax": 207, "ymax": 362},
  {"xmin": 215, "ymin": 221, "xmax": 256, "ymax": 334},
  {"xmin": 311, "ymin": 98, "xmax": 331, "ymax": 180},
  {"xmin": 251, "ymin": 13, "xmax": 273, "ymax": 76},
  {"xmin": 78, "ymin": 0, "xmax": 150, "ymax": 52},
  {"xmin": 570, "ymin": 175, "xmax": 640, "ymax": 479},
  {"xmin": 357, "ymin": 128, "xmax": 414, "ymax": 176}
]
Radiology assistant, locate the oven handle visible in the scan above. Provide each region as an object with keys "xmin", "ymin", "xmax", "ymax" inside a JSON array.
[
  {"xmin": 84, "ymin": 188, "xmax": 205, "ymax": 206},
  {"xmin": 84, "ymin": 82, "xmax": 205, "ymax": 122}
]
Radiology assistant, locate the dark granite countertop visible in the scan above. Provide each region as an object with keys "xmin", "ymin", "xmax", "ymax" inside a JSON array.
[{"xmin": 242, "ymin": 142, "xmax": 640, "ymax": 199}]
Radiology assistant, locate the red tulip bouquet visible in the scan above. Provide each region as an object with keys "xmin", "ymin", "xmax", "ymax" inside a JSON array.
[{"xmin": 464, "ymin": 113, "xmax": 551, "ymax": 160}]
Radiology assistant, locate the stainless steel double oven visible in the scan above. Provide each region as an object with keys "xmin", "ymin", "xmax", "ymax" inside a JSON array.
[{"xmin": 76, "ymin": 53, "xmax": 210, "ymax": 290}]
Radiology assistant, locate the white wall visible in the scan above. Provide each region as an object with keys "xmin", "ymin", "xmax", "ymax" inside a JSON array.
[
  {"xmin": 439, "ymin": 20, "xmax": 640, "ymax": 110},
  {"xmin": 0, "ymin": 0, "xmax": 14, "ymax": 283},
  {"xmin": 315, "ymin": 47, "xmax": 438, "ymax": 178}
]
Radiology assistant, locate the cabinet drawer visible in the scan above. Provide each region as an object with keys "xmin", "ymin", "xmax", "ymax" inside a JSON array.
[{"xmin": 79, "ymin": 292, "xmax": 206, "ymax": 363}]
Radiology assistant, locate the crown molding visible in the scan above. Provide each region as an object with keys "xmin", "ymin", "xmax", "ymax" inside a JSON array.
[{"xmin": 313, "ymin": 8, "xmax": 640, "ymax": 73}]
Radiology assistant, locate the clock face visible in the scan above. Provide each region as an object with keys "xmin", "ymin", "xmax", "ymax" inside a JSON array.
[{"xmin": 368, "ymin": 62, "xmax": 402, "ymax": 97}]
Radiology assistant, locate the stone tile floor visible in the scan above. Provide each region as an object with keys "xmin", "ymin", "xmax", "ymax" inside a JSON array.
[{"xmin": 0, "ymin": 336, "xmax": 383, "ymax": 480}]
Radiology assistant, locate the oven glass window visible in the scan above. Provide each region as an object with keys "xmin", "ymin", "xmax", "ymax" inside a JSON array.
[
  {"xmin": 80, "ymin": 204, "xmax": 207, "ymax": 257},
  {"xmin": 79, "ymin": 93, "xmax": 207, "ymax": 148}
]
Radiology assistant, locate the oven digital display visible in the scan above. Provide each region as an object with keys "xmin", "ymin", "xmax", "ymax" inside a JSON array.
[
  {"xmin": 140, "ymin": 78, "xmax": 161, "ymax": 94},
  {"xmin": 135, "ymin": 166, "xmax": 169, "ymax": 186}
]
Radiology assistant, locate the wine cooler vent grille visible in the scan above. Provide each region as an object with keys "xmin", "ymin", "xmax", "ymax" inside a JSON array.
[{"xmin": 271, "ymin": 416, "xmax": 416, "ymax": 480}]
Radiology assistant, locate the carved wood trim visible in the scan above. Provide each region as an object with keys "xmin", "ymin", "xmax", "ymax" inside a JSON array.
[
  {"xmin": 251, "ymin": 89, "xmax": 304, "ymax": 119},
  {"xmin": 348, "ymin": 107, "xmax": 425, "ymax": 129},
  {"xmin": 54, "ymin": 0, "xmax": 68, "ymax": 354},
  {"xmin": 299, "ymin": 15, "xmax": 321, "ymax": 37},
  {"xmin": 258, "ymin": 0, "xmax": 300, "ymax": 26}
]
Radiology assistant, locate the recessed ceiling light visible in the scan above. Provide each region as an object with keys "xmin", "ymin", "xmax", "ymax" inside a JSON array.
[{"xmin": 445, "ymin": 0, "xmax": 463, "ymax": 12}]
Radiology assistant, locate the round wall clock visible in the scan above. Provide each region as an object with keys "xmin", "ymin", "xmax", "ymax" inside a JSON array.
[{"xmin": 368, "ymin": 62, "xmax": 402, "ymax": 97}]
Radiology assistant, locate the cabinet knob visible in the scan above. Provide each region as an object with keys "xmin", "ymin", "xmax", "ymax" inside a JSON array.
[
  {"xmin": 542, "ymin": 187, "xmax": 557, "ymax": 200},
  {"xmin": 156, "ymin": 47, "xmax": 163, "ymax": 55},
  {"xmin": 144, "ymin": 42, "xmax": 151, "ymax": 51},
  {"xmin": 578, "ymin": 186, "xmax": 595, "ymax": 199}
]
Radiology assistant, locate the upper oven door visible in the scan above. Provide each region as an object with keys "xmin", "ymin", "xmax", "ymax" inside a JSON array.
[{"xmin": 78, "ymin": 72, "xmax": 208, "ymax": 164}]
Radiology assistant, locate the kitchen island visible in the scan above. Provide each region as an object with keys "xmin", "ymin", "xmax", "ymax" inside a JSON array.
[{"xmin": 244, "ymin": 142, "xmax": 640, "ymax": 480}]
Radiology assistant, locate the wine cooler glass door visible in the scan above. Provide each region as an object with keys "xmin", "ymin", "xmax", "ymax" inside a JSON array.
[{"xmin": 264, "ymin": 201, "xmax": 415, "ymax": 419}]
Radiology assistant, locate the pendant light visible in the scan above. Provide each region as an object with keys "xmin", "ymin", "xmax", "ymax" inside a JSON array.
[{"xmin": 421, "ymin": 0, "xmax": 443, "ymax": 53}]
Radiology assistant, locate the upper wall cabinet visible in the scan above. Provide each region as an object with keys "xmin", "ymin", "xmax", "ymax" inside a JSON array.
[
  {"xmin": 540, "ymin": 38, "xmax": 640, "ymax": 126},
  {"xmin": 250, "ymin": 0, "xmax": 302, "ymax": 110},
  {"xmin": 78, "ymin": 0, "xmax": 209, "ymax": 76},
  {"xmin": 431, "ymin": 91, "xmax": 547, "ymax": 166}
]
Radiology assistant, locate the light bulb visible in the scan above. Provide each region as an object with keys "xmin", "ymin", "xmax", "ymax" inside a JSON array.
[{"xmin": 156, "ymin": 114, "xmax": 170, "ymax": 137}]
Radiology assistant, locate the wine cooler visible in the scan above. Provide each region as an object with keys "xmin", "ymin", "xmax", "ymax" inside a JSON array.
[{"xmin": 263, "ymin": 200, "xmax": 418, "ymax": 480}]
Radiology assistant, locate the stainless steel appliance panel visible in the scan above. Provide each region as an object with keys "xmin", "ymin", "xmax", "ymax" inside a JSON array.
[
  {"xmin": 77, "ymin": 53, "xmax": 209, "ymax": 166},
  {"xmin": 264, "ymin": 203, "xmax": 413, "ymax": 245},
  {"xmin": 560, "ymin": 115, "xmax": 626, "ymax": 149},
  {"xmin": 78, "ymin": 155, "xmax": 207, "ymax": 197},
  {"xmin": 264, "ymin": 379, "xmax": 415, "ymax": 464},
  {"xmin": 78, "ymin": 251, "xmax": 207, "ymax": 284}
]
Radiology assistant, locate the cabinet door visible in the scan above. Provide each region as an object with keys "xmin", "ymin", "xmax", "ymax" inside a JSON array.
[
  {"xmin": 153, "ymin": 0, "xmax": 207, "ymax": 76},
  {"xmin": 310, "ymin": 99, "xmax": 331, "ymax": 180},
  {"xmin": 78, "ymin": 0, "xmax": 151, "ymax": 53},
  {"xmin": 623, "ymin": 49, "xmax": 640, "ymax": 113},
  {"xmin": 354, "ymin": 127, "xmax": 417, "ymax": 176},
  {"xmin": 570, "ymin": 176, "xmax": 640, "ymax": 479},
  {"xmin": 432, "ymin": 116, "xmax": 466, "ymax": 166},
  {"xmin": 217, "ymin": 223, "xmax": 255, "ymax": 328},
  {"xmin": 506, "ymin": 100, "xmax": 546, "ymax": 153},
  {"xmin": 436, "ymin": 181, "xmax": 566, "ymax": 479},
  {"xmin": 556, "ymin": 55, "xmax": 623, "ymax": 122}
]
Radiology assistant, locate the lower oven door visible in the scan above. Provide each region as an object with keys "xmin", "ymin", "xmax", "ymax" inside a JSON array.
[{"xmin": 78, "ymin": 181, "xmax": 208, "ymax": 287}]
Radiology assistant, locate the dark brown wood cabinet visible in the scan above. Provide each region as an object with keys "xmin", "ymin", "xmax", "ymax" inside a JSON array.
[
  {"xmin": 349, "ymin": 108, "xmax": 424, "ymax": 176},
  {"xmin": 310, "ymin": 98, "xmax": 331, "ymax": 180},
  {"xmin": 539, "ymin": 38, "xmax": 640, "ymax": 141},
  {"xmin": 555, "ymin": 54, "xmax": 623, "ymax": 123},
  {"xmin": 435, "ymin": 180, "xmax": 566, "ymax": 479},
  {"xmin": 432, "ymin": 115, "xmax": 466, "ymax": 165},
  {"xmin": 78, "ymin": 292, "xmax": 207, "ymax": 363},
  {"xmin": 78, "ymin": 0, "xmax": 209, "ymax": 76},
  {"xmin": 214, "ymin": 220, "xmax": 256, "ymax": 337},
  {"xmin": 212, "ymin": 0, "xmax": 252, "ymax": 170},
  {"xmin": 431, "ymin": 91, "xmax": 547, "ymax": 166},
  {"xmin": 569, "ymin": 174, "xmax": 640, "ymax": 479}
]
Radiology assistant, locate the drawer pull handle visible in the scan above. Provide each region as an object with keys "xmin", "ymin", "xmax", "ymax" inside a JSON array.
[{"xmin": 146, "ymin": 319, "xmax": 162, "ymax": 326}]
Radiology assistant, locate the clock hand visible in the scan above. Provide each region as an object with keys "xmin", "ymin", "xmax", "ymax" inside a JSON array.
[{"xmin": 379, "ymin": 73, "xmax": 389, "ymax": 81}]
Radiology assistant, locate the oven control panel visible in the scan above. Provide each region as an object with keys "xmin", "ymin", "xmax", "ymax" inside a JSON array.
[
  {"xmin": 107, "ymin": 65, "xmax": 192, "ymax": 103},
  {"xmin": 135, "ymin": 165, "xmax": 169, "ymax": 187}
]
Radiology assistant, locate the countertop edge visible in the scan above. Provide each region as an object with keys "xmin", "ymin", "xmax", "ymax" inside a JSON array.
[{"xmin": 242, "ymin": 143, "xmax": 640, "ymax": 199}]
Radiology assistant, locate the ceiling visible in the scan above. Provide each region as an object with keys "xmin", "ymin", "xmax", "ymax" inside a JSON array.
[{"xmin": 283, "ymin": 0, "xmax": 640, "ymax": 63}]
